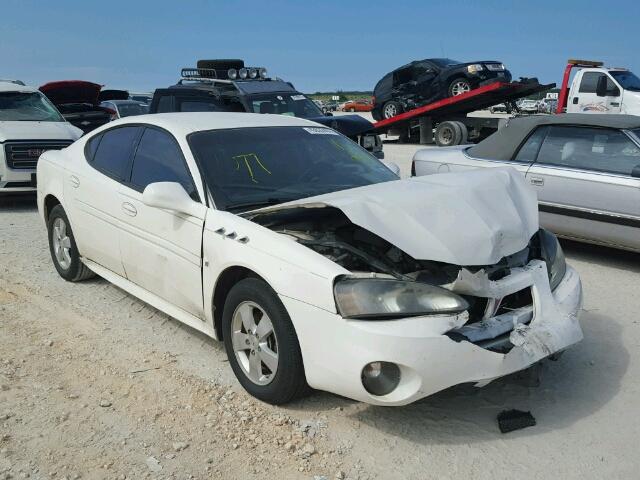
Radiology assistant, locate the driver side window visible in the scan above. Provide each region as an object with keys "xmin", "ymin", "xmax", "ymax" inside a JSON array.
[{"xmin": 129, "ymin": 127, "xmax": 199, "ymax": 200}]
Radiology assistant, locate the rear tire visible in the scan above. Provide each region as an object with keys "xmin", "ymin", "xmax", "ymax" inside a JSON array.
[
  {"xmin": 47, "ymin": 205, "xmax": 94, "ymax": 282},
  {"xmin": 222, "ymin": 278, "xmax": 310, "ymax": 405},
  {"xmin": 435, "ymin": 121, "xmax": 463, "ymax": 147},
  {"xmin": 452, "ymin": 121, "xmax": 469, "ymax": 144}
]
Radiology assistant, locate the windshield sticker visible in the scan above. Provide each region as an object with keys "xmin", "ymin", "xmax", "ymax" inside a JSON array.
[
  {"xmin": 291, "ymin": 94, "xmax": 306, "ymax": 101},
  {"xmin": 303, "ymin": 127, "xmax": 339, "ymax": 135},
  {"xmin": 232, "ymin": 153, "xmax": 272, "ymax": 183}
]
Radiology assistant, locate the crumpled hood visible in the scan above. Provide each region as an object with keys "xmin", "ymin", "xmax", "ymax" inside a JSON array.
[
  {"xmin": 307, "ymin": 114, "xmax": 374, "ymax": 137},
  {"xmin": 0, "ymin": 121, "xmax": 82, "ymax": 142},
  {"xmin": 256, "ymin": 168, "xmax": 539, "ymax": 266}
]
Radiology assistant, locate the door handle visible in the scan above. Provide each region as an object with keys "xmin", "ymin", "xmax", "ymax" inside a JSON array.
[
  {"xmin": 121, "ymin": 202, "xmax": 137, "ymax": 217},
  {"xmin": 610, "ymin": 102, "xmax": 620, "ymax": 107},
  {"xmin": 572, "ymin": 97, "xmax": 579, "ymax": 104},
  {"xmin": 69, "ymin": 175, "xmax": 80, "ymax": 188},
  {"xmin": 529, "ymin": 176, "xmax": 544, "ymax": 186}
]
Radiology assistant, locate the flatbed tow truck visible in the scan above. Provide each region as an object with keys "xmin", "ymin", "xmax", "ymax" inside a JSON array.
[{"xmin": 372, "ymin": 79, "xmax": 554, "ymax": 146}]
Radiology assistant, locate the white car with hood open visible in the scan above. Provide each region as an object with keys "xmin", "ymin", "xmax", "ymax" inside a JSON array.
[{"xmin": 37, "ymin": 112, "xmax": 583, "ymax": 406}]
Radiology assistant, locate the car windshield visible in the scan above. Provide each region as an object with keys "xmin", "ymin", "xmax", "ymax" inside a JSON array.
[
  {"xmin": 188, "ymin": 126, "xmax": 398, "ymax": 212},
  {"xmin": 117, "ymin": 103, "xmax": 149, "ymax": 117},
  {"xmin": 247, "ymin": 93, "xmax": 324, "ymax": 119},
  {"xmin": 609, "ymin": 71, "xmax": 640, "ymax": 91},
  {"xmin": 0, "ymin": 91, "xmax": 65, "ymax": 122},
  {"xmin": 430, "ymin": 58, "xmax": 461, "ymax": 67}
]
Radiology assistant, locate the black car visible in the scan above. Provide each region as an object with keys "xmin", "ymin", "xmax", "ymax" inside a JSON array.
[
  {"xmin": 372, "ymin": 58, "xmax": 512, "ymax": 120},
  {"xmin": 150, "ymin": 59, "xmax": 383, "ymax": 157}
]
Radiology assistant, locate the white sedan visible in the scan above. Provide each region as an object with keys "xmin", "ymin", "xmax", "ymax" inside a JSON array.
[{"xmin": 37, "ymin": 112, "xmax": 583, "ymax": 406}]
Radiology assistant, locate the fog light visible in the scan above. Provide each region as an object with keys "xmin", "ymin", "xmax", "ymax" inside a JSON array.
[
  {"xmin": 361, "ymin": 361, "xmax": 401, "ymax": 396},
  {"xmin": 238, "ymin": 68, "xmax": 248, "ymax": 79},
  {"xmin": 248, "ymin": 68, "xmax": 258, "ymax": 79},
  {"xmin": 259, "ymin": 68, "xmax": 268, "ymax": 78},
  {"xmin": 227, "ymin": 68, "xmax": 238, "ymax": 79}
]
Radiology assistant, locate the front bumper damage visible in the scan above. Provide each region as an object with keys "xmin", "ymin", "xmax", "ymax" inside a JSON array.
[{"xmin": 282, "ymin": 259, "xmax": 582, "ymax": 406}]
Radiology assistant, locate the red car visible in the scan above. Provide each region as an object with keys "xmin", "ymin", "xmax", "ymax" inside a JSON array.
[{"xmin": 341, "ymin": 99, "xmax": 373, "ymax": 112}]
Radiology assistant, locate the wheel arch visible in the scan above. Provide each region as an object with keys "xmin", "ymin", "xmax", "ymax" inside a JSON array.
[
  {"xmin": 43, "ymin": 194, "xmax": 62, "ymax": 223},
  {"xmin": 212, "ymin": 266, "xmax": 267, "ymax": 340}
]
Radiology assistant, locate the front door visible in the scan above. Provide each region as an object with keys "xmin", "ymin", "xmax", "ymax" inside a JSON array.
[
  {"xmin": 117, "ymin": 126, "xmax": 206, "ymax": 317},
  {"xmin": 526, "ymin": 125, "xmax": 640, "ymax": 250},
  {"xmin": 574, "ymin": 71, "xmax": 622, "ymax": 114}
]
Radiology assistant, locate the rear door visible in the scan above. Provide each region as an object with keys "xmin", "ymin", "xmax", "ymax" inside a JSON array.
[
  {"xmin": 117, "ymin": 126, "xmax": 206, "ymax": 317},
  {"xmin": 66, "ymin": 125, "xmax": 142, "ymax": 276},
  {"xmin": 526, "ymin": 125, "xmax": 640, "ymax": 250}
]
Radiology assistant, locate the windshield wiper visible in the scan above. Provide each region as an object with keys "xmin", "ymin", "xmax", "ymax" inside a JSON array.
[{"xmin": 226, "ymin": 197, "xmax": 297, "ymax": 213}]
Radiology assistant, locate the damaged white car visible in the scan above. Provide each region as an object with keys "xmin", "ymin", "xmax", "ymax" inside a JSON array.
[{"xmin": 37, "ymin": 112, "xmax": 583, "ymax": 406}]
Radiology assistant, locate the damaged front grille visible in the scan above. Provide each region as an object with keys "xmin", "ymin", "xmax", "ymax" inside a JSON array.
[{"xmin": 448, "ymin": 287, "xmax": 534, "ymax": 353}]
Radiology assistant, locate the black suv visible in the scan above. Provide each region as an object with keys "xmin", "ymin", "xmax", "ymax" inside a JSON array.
[
  {"xmin": 150, "ymin": 59, "xmax": 383, "ymax": 157},
  {"xmin": 372, "ymin": 58, "xmax": 512, "ymax": 120}
]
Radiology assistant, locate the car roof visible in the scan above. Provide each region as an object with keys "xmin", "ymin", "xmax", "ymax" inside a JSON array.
[
  {"xmin": 469, "ymin": 113, "xmax": 640, "ymax": 160},
  {"xmin": 0, "ymin": 81, "xmax": 39, "ymax": 93},
  {"xmin": 101, "ymin": 112, "xmax": 321, "ymax": 137}
]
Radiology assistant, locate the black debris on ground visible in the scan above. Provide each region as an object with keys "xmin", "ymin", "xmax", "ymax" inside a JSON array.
[{"xmin": 497, "ymin": 409, "xmax": 536, "ymax": 434}]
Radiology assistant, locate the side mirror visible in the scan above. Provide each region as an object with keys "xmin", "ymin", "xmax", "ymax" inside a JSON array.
[
  {"xmin": 142, "ymin": 182, "xmax": 205, "ymax": 217},
  {"xmin": 381, "ymin": 160, "xmax": 401, "ymax": 176},
  {"xmin": 631, "ymin": 165, "xmax": 640, "ymax": 179}
]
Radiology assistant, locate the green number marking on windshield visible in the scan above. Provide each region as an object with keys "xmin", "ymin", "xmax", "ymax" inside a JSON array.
[{"xmin": 232, "ymin": 153, "xmax": 272, "ymax": 183}]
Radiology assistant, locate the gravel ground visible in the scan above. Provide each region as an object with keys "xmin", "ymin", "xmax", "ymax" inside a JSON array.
[{"xmin": 1, "ymin": 142, "xmax": 640, "ymax": 479}]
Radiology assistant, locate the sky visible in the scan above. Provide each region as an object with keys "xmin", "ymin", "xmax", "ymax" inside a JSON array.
[{"xmin": 1, "ymin": 0, "xmax": 639, "ymax": 94}]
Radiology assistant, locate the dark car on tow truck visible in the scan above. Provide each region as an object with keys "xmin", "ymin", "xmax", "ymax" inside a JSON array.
[
  {"xmin": 372, "ymin": 58, "xmax": 512, "ymax": 120},
  {"xmin": 150, "ymin": 59, "xmax": 384, "ymax": 158}
]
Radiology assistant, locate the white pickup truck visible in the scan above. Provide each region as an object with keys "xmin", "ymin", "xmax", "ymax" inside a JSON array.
[
  {"xmin": 1, "ymin": 81, "xmax": 82, "ymax": 193},
  {"xmin": 559, "ymin": 59, "xmax": 640, "ymax": 115}
]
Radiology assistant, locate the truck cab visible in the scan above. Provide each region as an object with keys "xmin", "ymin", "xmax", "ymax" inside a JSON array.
[{"xmin": 560, "ymin": 60, "xmax": 640, "ymax": 115}]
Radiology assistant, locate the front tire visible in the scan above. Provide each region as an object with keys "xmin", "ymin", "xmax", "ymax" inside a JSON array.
[
  {"xmin": 382, "ymin": 101, "xmax": 402, "ymax": 119},
  {"xmin": 47, "ymin": 205, "xmax": 94, "ymax": 282},
  {"xmin": 448, "ymin": 78, "xmax": 472, "ymax": 97},
  {"xmin": 222, "ymin": 278, "xmax": 309, "ymax": 404}
]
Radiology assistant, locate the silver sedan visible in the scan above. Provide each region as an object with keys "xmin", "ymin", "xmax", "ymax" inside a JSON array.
[{"xmin": 412, "ymin": 114, "xmax": 640, "ymax": 253}]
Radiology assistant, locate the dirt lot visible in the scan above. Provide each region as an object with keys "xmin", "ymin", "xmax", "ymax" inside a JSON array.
[{"xmin": 1, "ymin": 144, "xmax": 640, "ymax": 479}]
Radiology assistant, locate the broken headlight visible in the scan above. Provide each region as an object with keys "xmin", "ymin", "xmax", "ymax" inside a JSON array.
[
  {"xmin": 538, "ymin": 229, "xmax": 567, "ymax": 291},
  {"xmin": 334, "ymin": 277, "xmax": 469, "ymax": 319}
]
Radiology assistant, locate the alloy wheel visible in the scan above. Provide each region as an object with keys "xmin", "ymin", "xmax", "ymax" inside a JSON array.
[
  {"xmin": 231, "ymin": 301, "xmax": 279, "ymax": 385},
  {"xmin": 383, "ymin": 103, "xmax": 397, "ymax": 119},
  {"xmin": 451, "ymin": 81, "xmax": 471, "ymax": 96},
  {"xmin": 52, "ymin": 217, "xmax": 72, "ymax": 270}
]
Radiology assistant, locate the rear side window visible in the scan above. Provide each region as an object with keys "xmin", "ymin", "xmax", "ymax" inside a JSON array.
[
  {"xmin": 536, "ymin": 126, "xmax": 640, "ymax": 175},
  {"xmin": 90, "ymin": 126, "xmax": 141, "ymax": 180},
  {"xmin": 130, "ymin": 128, "xmax": 198, "ymax": 199},
  {"xmin": 85, "ymin": 134, "xmax": 102, "ymax": 162},
  {"xmin": 513, "ymin": 126, "xmax": 549, "ymax": 162}
]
